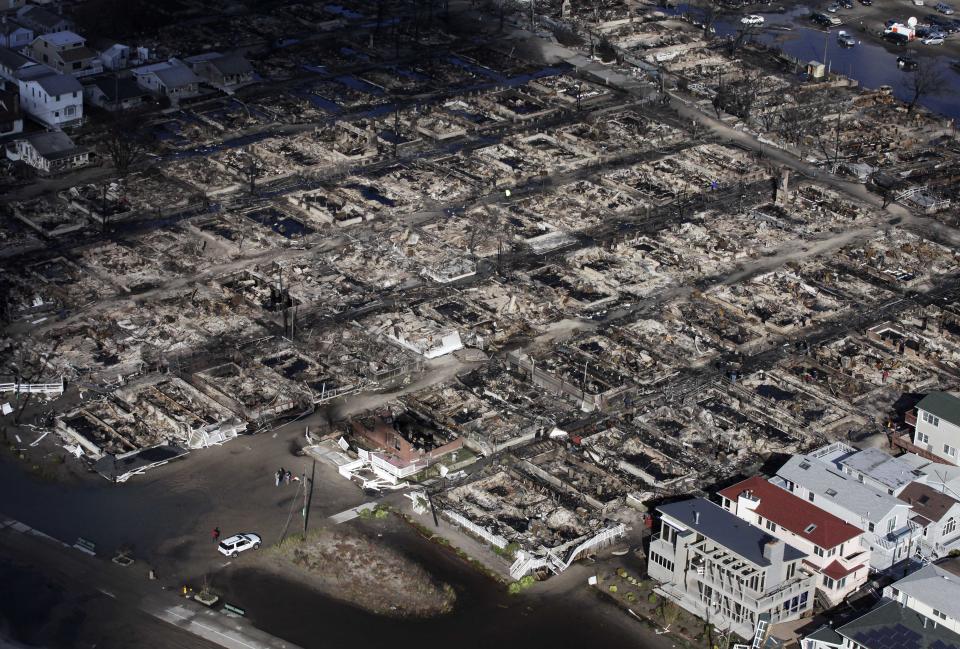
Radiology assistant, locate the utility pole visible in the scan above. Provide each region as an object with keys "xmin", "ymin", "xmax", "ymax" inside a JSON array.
[{"xmin": 302, "ymin": 459, "xmax": 315, "ymax": 537}]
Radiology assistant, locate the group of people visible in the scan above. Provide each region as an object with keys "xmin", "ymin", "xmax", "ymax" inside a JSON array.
[{"xmin": 275, "ymin": 467, "xmax": 296, "ymax": 486}]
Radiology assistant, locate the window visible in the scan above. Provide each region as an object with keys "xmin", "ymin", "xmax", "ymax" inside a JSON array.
[
  {"xmin": 804, "ymin": 524, "xmax": 817, "ymax": 534},
  {"xmin": 837, "ymin": 577, "xmax": 847, "ymax": 589},
  {"xmin": 823, "ymin": 575, "xmax": 836, "ymax": 589},
  {"xmin": 786, "ymin": 562, "xmax": 797, "ymax": 579},
  {"xmin": 945, "ymin": 444, "xmax": 958, "ymax": 458},
  {"xmin": 826, "ymin": 488, "xmax": 838, "ymax": 497},
  {"xmin": 923, "ymin": 411, "xmax": 941, "ymax": 426},
  {"xmin": 917, "ymin": 431, "xmax": 930, "ymax": 444},
  {"xmin": 808, "ymin": 492, "xmax": 815, "ymax": 503},
  {"xmin": 945, "ymin": 518, "xmax": 957, "ymax": 536},
  {"xmin": 887, "ymin": 517, "xmax": 897, "ymax": 534},
  {"xmin": 933, "ymin": 609, "xmax": 948, "ymax": 621},
  {"xmin": 868, "ymin": 522, "xmax": 876, "ymax": 533},
  {"xmin": 827, "ymin": 547, "xmax": 837, "ymax": 557},
  {"xmin": 649, "ymin": 551, "xmax": 674, "ymax": 573},
  {"xmin": 766, "ymin": 519, "xmax": 776, "ymax": 532}
]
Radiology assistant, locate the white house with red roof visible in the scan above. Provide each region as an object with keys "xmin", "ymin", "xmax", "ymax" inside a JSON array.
[{"xmin": 720, "ymin": 475, "xmax": 872, "ymax": 607}]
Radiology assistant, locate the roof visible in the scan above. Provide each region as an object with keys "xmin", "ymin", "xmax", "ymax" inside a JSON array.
[
  {"xmin": 0, "ymin": 46, "xmax": 33, "ymax": 71},
  {"xmin": 839, "ymin": 599, "xmax": 960, "ymax": 649},
  {"xmin": 36, "ymin": 30, "xmax": 84, "ymax": 47},
  {"xmin": 16, "ymin": 6, "xmax": 68, "ymax": 30},
  {"xmin": 59, "ymin": 46, "xmax": 95, "ymax": 63},
  {"xmin": 719, "ymin": 476, "xmax": 863, "ymax": 549},
  {"xmin": 822, "ymin": 559, "xmax": 864, "ymax": 580},
  {"xmin": 32, "ymin": 71, "xmax": 82, "ymax": 96},
  {"xmin": 91, "ymin": 76, "xmax": 146, "ymax": 102},
  {"xmin": 841, "ymin": 448, "xmax": 927, "ymax": 492},
  {"xmin": 0, "ymin": 19, "xmax": 30, "ymax": 36},
  {"xmin": 918, "ymin": 392, "xmax": 960, "ymax": 426},
  {"xmin": 154, "ymin": 63, "xmax": 199, "ymax": 87},
  {"xmin": 804, "ymin": 625, "xmax": 844, "ymax": 646},
  {"xmin": 208, "ymin": 53, "xmax": 253, "ymax": 76},
  {"xmin": 24, "ymin": 131, "xmax": 78, "ymax": 158},
  {"xmin": 658, "ymin": 497, "xmax": 806, "ymax": 567},
  {"xmin": 776, "ymin": 455, "xmax": 907, "ymax": 523},
  {"xmin": 899, "ymin": 483, "xmax": 960, "ymax": 524},
  {"xmin": 894, "ymin": 563, "xmax": 960, "ymax": 620}
]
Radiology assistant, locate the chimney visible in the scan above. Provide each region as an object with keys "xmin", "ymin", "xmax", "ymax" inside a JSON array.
[
  {"xmin": 763, "ymin": 538, "xmax": 784, "ymax": 563},
  {"xmin": 694, "ymin": 510, "xmax": 700, "ymax": 525}
]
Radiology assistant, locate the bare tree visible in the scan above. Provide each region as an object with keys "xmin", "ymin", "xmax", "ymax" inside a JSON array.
[
  {"xmin": 904, "ymin": 63, "xmax": 948, "ymax": 113},
  {"xmin": 692, "ymin": 0, "xmax": 721, "ymax": 40},
  {"xmin": 102, "ymin": 111, "xmax": 148, "ymax": 178}
]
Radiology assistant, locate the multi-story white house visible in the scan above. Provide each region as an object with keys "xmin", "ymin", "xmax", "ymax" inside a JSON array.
[
  {"xmin": 802, "ymin": 562, "xmax": 960, "ymax": 649},
  {"xmin": 913, "ymin": 391, "xmax": 960, "ymax": 466},
  {"xmin": 15, "ymin": 63, "xmax": 82, "ymax": 128},
  {"xmin": 719, "ymin": 476, "xmax": 871, "ymax": 607},
  {"xmin": 775, "ymin": 445, "xmax": 918, "ymax": 570},
  {"xmin": 648, "ymin": 497, "xmax": 816, "ymax": 640}
]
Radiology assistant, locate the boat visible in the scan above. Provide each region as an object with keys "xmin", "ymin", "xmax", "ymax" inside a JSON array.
[
  {"xmin": 741, "ymin": 14, "xmax": 765, "ymax": 25},
  {"xmin": 837, "ymin": 30, "xmax": 858, "ymax": 46}
]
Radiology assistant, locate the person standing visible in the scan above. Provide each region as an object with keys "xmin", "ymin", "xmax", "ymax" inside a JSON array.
[
  {"xmin": 212, "ymin": 527, "xmax": 220, "ymax": 543},
  {"xmin": 275, "ymin": 469, "xmax": 282, "ymax": 486}
]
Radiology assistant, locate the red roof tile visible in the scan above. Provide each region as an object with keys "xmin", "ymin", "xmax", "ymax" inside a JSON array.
[{"xmin": 718, "ymin": 475, "xmax": 863, "ymax": 549}]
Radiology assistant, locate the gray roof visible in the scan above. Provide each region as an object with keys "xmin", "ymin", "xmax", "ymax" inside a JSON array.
[
  {"xmin": 804, "ymin": 625, "xmax": 844, "ymax": 646},
  {"xmin": 777, "ymin": 455, "xmax": 906, "ymax": 523},
  {"xmin": 918, "ymin": 392, "xmax": 960, "ymax": 426},
  {"xmin": 208, "ymin": 53, "xmax": 253, "ymax": 76},
  {"xmin": 32, "ymin": 71, "xmax": 82, "ymax": 96},
  {"xmin": 16, "ymin": 6, "xmax": 69, "ymax": 31},
  {"xmin": 658, "ymin": 498, "xmax": 806, "ymax": 567},
  {"xmin": 25, "ymin": 131, "xmax": 78, "ymax": 158},
  {"xmin": 0, "ymin": 46, "xmax": 32, "ymax": 71},
  {"xmin": 841, "ymin": 448, "xmax": 927, "ymax": 492},
  {"xmin": 838, "ymin": 599, "xmax": 960, "ymax": 649},
  {"xmin": 92, "ymin": 76, "xmax": 146, "ymax": 102},
  {"xmin": 153, "ymin": 63, "xmax": 200, "ymax": 88},
  {"xmin": 894, "ymin": 564, "xmax": 960, "ymax": 621},
  {"xmin": 37, "ymin": 30, "xmax": 84, "ymax": 47}
]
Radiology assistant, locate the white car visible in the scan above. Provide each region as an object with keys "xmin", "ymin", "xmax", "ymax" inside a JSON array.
[
  {"xmin": 741, "ymin": 14, "xmax": 765, "ymax": 25},
  {"xmin": 923, "ymin": 34, "xmax": 945, "ymax": 43},
  {"xmin": 913, "ymin": 0, "xmax": 924, "ymax": 6},
  {"xmin": 217, "ymin": 533, "xmax": 262, "ymax": 557}
]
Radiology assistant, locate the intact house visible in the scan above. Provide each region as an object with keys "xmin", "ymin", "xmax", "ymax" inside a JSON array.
[
  {"xmin": 898, "ymin": 481, "xmax": 960, "ymax": 560},
  {"xmin": 92, "ymin": 40, "xmax": 148, "ymax": 71},
  {"xmin": 0, "ymin": 85, "xmax": 22, "ymax": 135},
  {"xmin": 28, "ymin": 31, "xmax": 101, "ymax": 77},
  {"xmin": 801, "ymin": 562, "xmax": 960, "ymax": 649},
  {"xmin": 719, "ymin": 476, "xmax": 871, "ymax": 608},
  {"xmin": 14, "ymin": 5, "xmax": 70, "ymax": 36},
  {"xmin": 14, "ymin": 63, "xmax": 82, "ymax": 128},
  {"xmin": 132, "ymin": 60, "xmax": 200, "ymax": 105},
  {"xmin": 912, "ymin": 391, "xmax": 960, "ymax": 466},
  {"xmin": 84, "ymin": 76, "xmax": 147, "ymax": 112},
  {"xmin": 7, "ymin": 130, "xmax": 89, "ymax": 174},
  {"xmin": 648, "ymin": 498, "xmax": 816, "ymax": 641},
  {"xmin": 185, "ymin": 52, "xmax": 254, "ymax": 90},
  {"xmin": 0, "ymin": 18, "xmax": 32, "ymax": 50},
  {"xmin": 774, "ymin": 445, "xmax": 918, "ymax": 571}
]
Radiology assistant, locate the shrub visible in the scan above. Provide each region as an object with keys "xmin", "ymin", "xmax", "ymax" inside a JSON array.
[
  {"xmin": 609, "ymin": 585, "xmax": 618, "ymax": 593},
  {"xmin": 648, "ymin": 593, "xmax": 658, "ymax": 605}
]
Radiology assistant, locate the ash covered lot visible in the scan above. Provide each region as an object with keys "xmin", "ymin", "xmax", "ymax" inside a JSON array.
[{"xmin": 2, "ymin": 0, "xmax": 960, "ymax": 643}]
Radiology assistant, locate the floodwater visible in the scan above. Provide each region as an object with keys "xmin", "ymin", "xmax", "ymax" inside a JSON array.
[
  {"xmin": 669, "ymin": 3, "xmax": 960, "ymax": 119},
  {"xmin": 212, "ymin": 523, "xmax": 666, "ymax": 649}
]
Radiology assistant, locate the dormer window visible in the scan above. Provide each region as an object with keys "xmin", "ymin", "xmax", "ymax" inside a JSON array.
[{"xmin": 804, "ymin": 524, "xmax": 817, "ymax": 533}]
